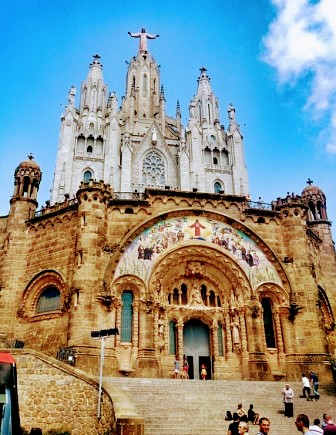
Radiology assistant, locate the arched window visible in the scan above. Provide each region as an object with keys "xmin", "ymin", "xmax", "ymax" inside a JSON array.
[
  {"xmin": 262, "ymin": 298, "xmax": 276, "ymax": 348},
  {"xmin": 181, "ymin": 283, "xmax": 188, "ymax": 305},
  {"xmin": 214, "ymin": 182, "xmax": 222, "ymax": 194},
  {"xmin": 213, "ymin": 157, "xmax": 218, "ymax": 165},
  {"xmin": 201, "ymin": 284, "xmax": 207, "ymax": 304},
  {"xmin": 121, "ymin": 292, "xmax": 133, "ymax": 342},
  {"xmin": 36, "ymin": 287, "xmax": 61, "ymax": 314},
  {"xmin": 173, "ymin": 288, "xmax": 179, "ymax": 305},
  {"xmin": 87, "ymin": 145, "xmax": 93, "ymax": 154},
  {"xmin": 83, "ymin": 170, "xmax": 92, "ymax": 182},
  {"xmin": 142, "ymin": 74, "xmax": 148, "ymax": 95},
  {"xmin": 207, "ymin": 103, "xmax": 211, "ymax": 123},
  {"xmin": 169, "ymin": 320, "xmax": 177, "ymax": 355}
]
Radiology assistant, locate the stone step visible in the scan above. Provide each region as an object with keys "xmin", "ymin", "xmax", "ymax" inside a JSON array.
[{"xmin": 104, "ymin": 378, "xmax": 336, "ymax": 435}]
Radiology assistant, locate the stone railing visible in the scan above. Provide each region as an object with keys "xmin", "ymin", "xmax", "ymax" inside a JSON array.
[{"xmin": 1, "ymin": 349, "xmax": 144, "ymax": 435}]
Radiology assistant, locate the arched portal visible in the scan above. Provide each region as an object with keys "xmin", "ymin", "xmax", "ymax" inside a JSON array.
[{"xmin": 183, "ymin": 319, "xmax": 210, "ymax": 380}]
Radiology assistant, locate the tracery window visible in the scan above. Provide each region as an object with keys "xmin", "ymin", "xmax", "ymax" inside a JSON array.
[
  {"xmin": 121, "ymin": 292, "xmax": 133, "ymax": 342},
  {"xmin": 36, "ymin": 287, "xmax": 61, "ymax": 314},
  {"xmin": 262, "ymin": 298, "xmax": 276, "ymax": 348},
  {"xmin": 142, "ymin": 151, "xmax": 165, "ymax": 186}
]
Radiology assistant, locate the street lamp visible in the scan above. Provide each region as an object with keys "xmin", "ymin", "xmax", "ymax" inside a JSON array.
[{"xmin": 91, "ymin": 328, "xmax": 119, "ymax": 418}]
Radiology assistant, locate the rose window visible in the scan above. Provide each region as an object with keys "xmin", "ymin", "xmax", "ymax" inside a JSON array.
[{"xmin": 142, "ymin": 151, "xmax": 165, "ymax": 185}]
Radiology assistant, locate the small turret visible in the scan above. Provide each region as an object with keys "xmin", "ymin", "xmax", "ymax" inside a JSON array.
[
  {"xmin": 10, "ymin": 153, "xmax": 42, "ymax": 219},
  {"xmin": 301, "ymin": 178, "xmax": 328, "ymax": 222}
]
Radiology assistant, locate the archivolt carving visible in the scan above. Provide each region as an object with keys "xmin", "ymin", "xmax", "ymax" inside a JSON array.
[
  {"xmin": 112, "ymin": 275, "xmax": 147, "ymax": 300},
  {"xmin": 148, "ymin": 245, "xmax": 252, "ymax": 311},
  {"xmin": 318, "ymin": 286, "xmax": 335, "ymax": 333},
  {"xmin": 17, "ymin": 270, "xmax": 68, "ymax": 320},
  {"xmin": 255, "ymin": 283, "xmax": 288, "ymax": 306}
]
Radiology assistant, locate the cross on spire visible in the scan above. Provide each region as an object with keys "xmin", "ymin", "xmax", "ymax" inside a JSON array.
[{"xmin": 306, "ymin": 178, "xmax": 313, "ymax": 186}]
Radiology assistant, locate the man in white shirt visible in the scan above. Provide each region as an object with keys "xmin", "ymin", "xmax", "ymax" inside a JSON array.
[
  {"xmin": 301, "ymin": 373, "xmax": 310, "ymax": 399},
  {"xmin": 309, "ymin": 418, "xmax": 323, "ymax": 434}
]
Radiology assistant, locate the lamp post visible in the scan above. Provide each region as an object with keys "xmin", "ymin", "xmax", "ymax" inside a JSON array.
[{"xmin": 90, "ymin": 328, "xmax": 119, "ymax": 418}]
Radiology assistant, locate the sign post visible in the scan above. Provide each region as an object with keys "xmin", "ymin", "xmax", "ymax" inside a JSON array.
[{"xmin": 90, "ymin": 328, "xmax": 119, "ymax": 418}]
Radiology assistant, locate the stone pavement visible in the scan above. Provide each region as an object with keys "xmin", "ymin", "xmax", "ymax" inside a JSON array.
[{"xmin": 105, "ymin": 377, "xmax": 336, "ymax": 435}]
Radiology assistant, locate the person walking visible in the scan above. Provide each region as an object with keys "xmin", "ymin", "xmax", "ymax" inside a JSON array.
[
  {"xmin": 295, "ymin": 413, "xmax": 314, "ymax": 434},
  {"xmin": 256, "ymin": 417, "xmax": 270, "ymax": 435},
  {"xmin": 302, "ymin": 373, "xmax": 311, "ymax": 399},
  {"xmin": 310, "ymin": 372, "xmax": 320, "ymax": 398},
  {"xmin": 282, "ymin": 383, "xmax": 294, "ymax": 417}
]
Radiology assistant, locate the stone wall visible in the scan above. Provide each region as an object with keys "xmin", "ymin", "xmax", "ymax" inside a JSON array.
[{"xmin": 4, "ymin": 349, "xmax": 115, "ymax": 435}]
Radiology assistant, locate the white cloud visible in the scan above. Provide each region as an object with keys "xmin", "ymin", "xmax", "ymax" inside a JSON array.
[{"xmin": 262, "ymin": 0, "xmax": 336, "ymax": 154}]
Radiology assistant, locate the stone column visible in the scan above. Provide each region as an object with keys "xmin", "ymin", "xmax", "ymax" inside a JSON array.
[
  {"xmin": 212, "ymin": 320, "xmax": 219, "ymax": 358},
  {"xmin": 274, "ymin": 309, "xmax": 286, "ymax": 368},
  {"xmin": 239, "ymin": 311, "xmax": 248, "ymax": 354},
  {"xmin": 245, "ymin": 310, "xmax": 255, "ymax": 352},
  {"xmin": 279, "ymin": 307, "xmax": 294, "ymax": 354},
  {"xmin": 115, "ymin": 299, "xmax": 122, "ymax": 346},
  {"xmin": 225, "ymin": 309, "xmax": 233, "ymax": 357},
  {"xmin": 133, "ymin": 300, "xmax": 139, "ymax": 349},
  {"xmin": 177, "ymin": 320, "xmax": 184, "ymax": 361}
]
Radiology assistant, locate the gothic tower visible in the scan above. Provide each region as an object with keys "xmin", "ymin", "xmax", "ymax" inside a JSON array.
[{"xmin": 50, "ymin": 31, "xmax": 250, "ymax": 204}]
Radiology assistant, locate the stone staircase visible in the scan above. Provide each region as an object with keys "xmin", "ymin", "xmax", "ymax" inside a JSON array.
[{"xmin": 105, "ymin": 377, "xmax": 336, "ymax": 435}]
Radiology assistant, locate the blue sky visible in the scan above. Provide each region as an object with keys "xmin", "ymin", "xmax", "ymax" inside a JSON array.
[{"xmin": 1, "ymin": 0, "xmax": 335, "ymax": 237}]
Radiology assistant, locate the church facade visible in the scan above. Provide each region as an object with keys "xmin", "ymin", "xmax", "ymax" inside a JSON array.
[{"xmin": 0, "ymin": 32, "xmax": 335, "ymax": 381}]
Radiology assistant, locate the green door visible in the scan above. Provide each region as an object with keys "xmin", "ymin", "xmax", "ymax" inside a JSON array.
[{"xmin": 183, "ymin": 319, "xmax": 210, "ymax": 379}]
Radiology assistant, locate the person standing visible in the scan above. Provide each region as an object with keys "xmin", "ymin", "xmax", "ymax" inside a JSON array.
[
  {"xmin": 201, "ymin": 364, "xmax": 207, "ymax": 380},
  {"xmin": 302, "ymin": 373, "xmax": 311, "ymax": 399},
  {"xmin": 174, "ymin": 355, "xmax": 179, "ymax": 379},
  {"xmin": 182, "ymin": 355, "xmax": 189, "ymax": 379},
  {"xmin": 256, "ymin": 417, "xmax": 270, "ymax": 435},
  {"xmin": 295, "ymin": 414, "xmax": 314, "ymax": 434},
  {"xmin": 282, "ymin": 383, "xmax": 294, "ymax": 418}
]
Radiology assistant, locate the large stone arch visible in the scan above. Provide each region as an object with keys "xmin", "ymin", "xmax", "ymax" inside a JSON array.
[
  {"xmin": 107, "ymin": 210, "xmax": 291, "ymax": 293},
  {"xmin": 148, "ymin": 244, "xmax": 252, "ymax": 309}
]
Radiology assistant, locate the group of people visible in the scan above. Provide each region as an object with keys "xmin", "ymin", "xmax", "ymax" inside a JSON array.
[
  {"xmin": 174, "ymin": 355, "xmax": 190, "ymax": 379},
  {"xmin": 227, "ymin": 403, "xmax": 263, "ymax": 435},
  {"xmin": 227, "ymin": 412, "xmax": 270, "ymax": 435},
  {"xmin": 174, "ymin": 355, "xmax": 209, "ymax": 380},
  {"xmin": 302, "ymin": 372, "xmax": 320, "ymax": 400},
  {"xmin": 295, "ymin": 413, "xmax": 336, "ymax": 434},
  {"xmin": 282, "ymin": 372, "xmax": 321, "ymax": 419},
  {"xmin": 227, "ymin": 412, "xmax": 336, "ymax": 435}
]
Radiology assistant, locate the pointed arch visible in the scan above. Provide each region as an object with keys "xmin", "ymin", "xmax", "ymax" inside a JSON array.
[{"xmin": 318, "ymin": 286, "xmax": 335, "ymax": 333}]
